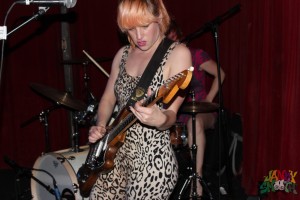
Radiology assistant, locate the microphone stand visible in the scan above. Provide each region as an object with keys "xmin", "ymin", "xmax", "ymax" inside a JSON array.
[
  {"xmin": 180, "ymin": 4, "xmax": 241, "ymax": 45},
  {"xmin": 211, "ymin": 19, "xmax": 226, "ymax": 200},
  {"xmin": 6, "ymin": 7, "xmax": 49, "ymax": 37},
  {"xmin": 0, "ymin": 7, "xmax": 49, "ymax": 89},
  {"xmin": 180, "ymin": 4, "xmax": 241, "ymax": 199},
  {"xmin": 209, "ymin": 5, "xmax": 241, "ymax": 199},
  {"xmin": 3, "ymin": 156, "xmax": 61, "ymax": 200}
]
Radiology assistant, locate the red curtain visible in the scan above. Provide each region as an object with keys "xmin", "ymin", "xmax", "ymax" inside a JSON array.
[{"xmin": 1, "ymin": 1, "xmax": 300, "ymax": 199}]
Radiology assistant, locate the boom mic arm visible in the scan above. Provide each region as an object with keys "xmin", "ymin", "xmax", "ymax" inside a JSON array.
[{"xmin": 20, "ymin": 0, "xmax": 77, "ymax": 8}]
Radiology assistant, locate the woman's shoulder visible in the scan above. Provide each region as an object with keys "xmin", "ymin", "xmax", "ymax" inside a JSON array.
[
  {"xmin": 165, "ymin": 42, "xmax": 192, "ymax": 76},
  {"xmin": 112, "ymin": 45, "xmax": 130, "ymax": 62},
  {"xmin": 169, "ymin": 42, "xmax": 192, "ymax": 64},
  {"xmin": 115, "ymin": 45, "xmax": 130, "ymax": 56}
]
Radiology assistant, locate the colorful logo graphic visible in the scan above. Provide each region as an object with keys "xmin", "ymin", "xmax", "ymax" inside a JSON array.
[{"xmin": 260, "ymin": 170, "xmax": 298, "ymax": 194}]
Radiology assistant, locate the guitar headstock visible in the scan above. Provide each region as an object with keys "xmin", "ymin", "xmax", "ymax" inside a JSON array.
[{"xmin": 158, "ymin": 66, "xmax": 194, "ymax": 104}]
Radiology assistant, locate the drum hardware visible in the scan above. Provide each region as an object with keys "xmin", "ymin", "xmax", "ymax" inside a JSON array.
[
  {"xmin": 75, "ymin": 101, "xmax": 98, "ymax": 126},
  {"xmin": 21, "ymin": 105, "xmax": 59, "ymax": 153},
  {"xmin": 77, "ymin": 50, "xmax": 120, "ymax": 126},
  {"xmin": 72, "ymin": 115, "xmax": 83, "ymax": 154},
  {"xmin": 177, "ymin": 91, "xmax": 217, "ymax": 200},
  {"xmin": 57, "ymin": 154, "xmax": 76, "ymax": 164},
  {"xmin": 74, "ymin": 56, "xmax": 99, "ymax": 125},
  {"xmin": 65, "ymin": 50, "xmax": 102, "ymax": 127},
  {"xmin": 29, "ymin": 82, "xmax": 88, "ymax": 152},
  {"xmin": 30, "ymin": 82, "xmax": 87, "ymax": 111},
  {"xmin": 62, "ymin": 51, "xmax": 112, "ymax": 104},
  {"xmin": 170, "ymin": 122, "xmax": 188, "ymax": 149},
  {"xmin": 79, "ymin": 55, "xmax": 98, "ymax": 105},
  {"xmin": 81, "ymin": 50, "xmax": 120, "ymax": 126}
]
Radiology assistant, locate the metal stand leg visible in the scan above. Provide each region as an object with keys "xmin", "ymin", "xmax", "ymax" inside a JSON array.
[
  {"xmin": 72, "ymin": 113, "xmax": 82, "ymax": 153},
  {"xmin": 177, "ymin": 113, "xmax": 214, "ymax": 200}
]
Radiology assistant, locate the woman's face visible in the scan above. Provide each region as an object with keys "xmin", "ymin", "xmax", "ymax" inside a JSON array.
[{"xmin": 127, "ymin": 22, "xmax": 161, "ymax": 51}]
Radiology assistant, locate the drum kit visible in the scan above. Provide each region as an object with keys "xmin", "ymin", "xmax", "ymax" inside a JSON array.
[
  {"xmin": 18, "ymin": 53, "xmax": 111, "ymax": 200},
  {"xmin": 16, "ymin": 51, "xmax": 220, "ymax": 199},
  {"xmin": 26, "ymin": 82, "xmax": 99, "ymax": 199}
]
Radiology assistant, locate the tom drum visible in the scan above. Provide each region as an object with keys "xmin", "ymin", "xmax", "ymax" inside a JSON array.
[{"xmin": 170, "ymin": 122, "xmax": 188, "ymax": 149}]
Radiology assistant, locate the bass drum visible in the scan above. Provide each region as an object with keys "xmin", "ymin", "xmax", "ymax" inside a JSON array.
[{"xmin": 31, "ymin": 146, "xmax": 89, "ymax": 200}]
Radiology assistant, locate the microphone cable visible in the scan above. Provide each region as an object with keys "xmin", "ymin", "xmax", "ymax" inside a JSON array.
[
  {"xmin": 0, "ymin": 1, "xmax": 48, "ymax": 91},
  {"xmin": 31, "ymin": 167, "xmax": 61, "ymax": 200},
  {"xmin": 4, "ymin": 156, "xmax": 61, "ymax": 200},
  {"xmin": 0, "ymin": 1, "xmax": 18, "ymax": 90}
]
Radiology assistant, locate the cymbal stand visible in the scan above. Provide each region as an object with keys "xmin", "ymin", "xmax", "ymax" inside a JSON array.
[
  {"xmin": 180, "ymin": 5, "xmax": 241, "ymax": 198},
  {"xmin": 40, "ymin": 109, "xmax": 51, "ymax": 153},
  {"xmin": 21, "ymin": 105, "xmax": 59, "ymax": 153},
  {"xmin": 178, "ymin": 93, "xmax": 213, "ymax": 200},
  {"xmin": 69, "ymin": 62, "xmax": 96, "ymax": 152},
  {"xmin": 72, "ymin": 113, "xmax": 82, "ymax": 152},
  {"xmin": 82, "ymin": 61, "xmax": 96, "ymax": 104}
]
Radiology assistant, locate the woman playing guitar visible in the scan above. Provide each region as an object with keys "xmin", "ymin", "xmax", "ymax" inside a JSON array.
[{"xmin": 87, "ymin": 0, "xmax": 192, "ymax": 199}]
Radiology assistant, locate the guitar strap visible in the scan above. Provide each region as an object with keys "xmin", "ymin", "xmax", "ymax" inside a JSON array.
[{"xmin": 126, "ymin": 38, "xmax": 174, "ymax": 107}]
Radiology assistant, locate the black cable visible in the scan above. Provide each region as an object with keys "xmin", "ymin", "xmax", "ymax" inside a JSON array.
[
  {"xmin": 3, "ymin": 156, "xmax": 61, "ymax": 200},
  {"xmin": 0, "ymin": 1, "xmax": 19, "ymax": 90},
  {"xmin": 0, "ymin": 1, "xmax": 48, "ymax": 90},
  {"xmin": 31, "ymin": 168, "xmax": 61, "ymax": 200}
]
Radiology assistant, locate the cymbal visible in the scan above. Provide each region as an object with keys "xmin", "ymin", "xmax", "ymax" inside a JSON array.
[
  {"xmin": 180, "ymin": 101, "xmax": 219, "ymax": 114},
  {"xmin": 30, "ymin": 83, "xmax": 87, "ymax": 111},
  {"xmin": 62, "ymin": 57, "xmax": 112, "ymax": 65}
]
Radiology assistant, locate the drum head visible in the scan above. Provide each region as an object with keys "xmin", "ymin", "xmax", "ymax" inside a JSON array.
[{"xmin": 31, "ymin": 147, "xmax": 89, "ymax": 200}]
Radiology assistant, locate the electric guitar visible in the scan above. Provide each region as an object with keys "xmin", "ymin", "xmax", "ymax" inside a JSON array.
[{"xmin": 77, "ymin": 66, "xmax": 194, "ymax": 197}]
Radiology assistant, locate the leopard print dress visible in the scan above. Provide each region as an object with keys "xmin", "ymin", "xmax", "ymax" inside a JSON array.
[{"xmin": 89, "ymin": 42, "xmax": 179, "ymax": 200}]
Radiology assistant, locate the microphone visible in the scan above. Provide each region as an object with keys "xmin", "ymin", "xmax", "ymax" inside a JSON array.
[
  {"xmin": 3, "ymin": 156, "xmax": 22, "ymax": 171},
  {"xmin": 3, "ymin": 156, "xmax": 30, "ymax": 173},
  {"xmin": 19, "ymin": 0, "xmax": 77, "ymax": 8},
  {"xmin": 3, "ymin": 156, "xmax": 31, "ymax": 177}
]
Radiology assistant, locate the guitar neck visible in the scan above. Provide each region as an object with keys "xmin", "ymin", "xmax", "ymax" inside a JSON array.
[
  {"xmin": 104, "ymin": 66, "xmax": 193, "ymax": 147},
  {"xmin": 107, "ymin": 112, "xmax": 135, "ymax": 143}
]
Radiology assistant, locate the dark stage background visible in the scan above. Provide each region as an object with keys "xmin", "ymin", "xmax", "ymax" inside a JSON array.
[{"xmin": 1, "ymin": 1, "xmax": 300, "ymax": 200}]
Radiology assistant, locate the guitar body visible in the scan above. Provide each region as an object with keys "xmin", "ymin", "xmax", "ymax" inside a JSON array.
[
  {"xmin": 77, "ymin": 67, "xmax": 194, "ymax": 197},
  {"xmin": 77, "ymin": 109, "xmax": 130, "ymax": 197},
  {"xmin": 77, "ymin": 131, "xmax": 127, "ymax": 197}
]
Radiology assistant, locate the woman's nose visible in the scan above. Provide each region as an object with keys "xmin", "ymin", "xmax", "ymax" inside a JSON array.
[{"xmin": 135, "ymin": 28, "xmax": 143, "ymax": 39}]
